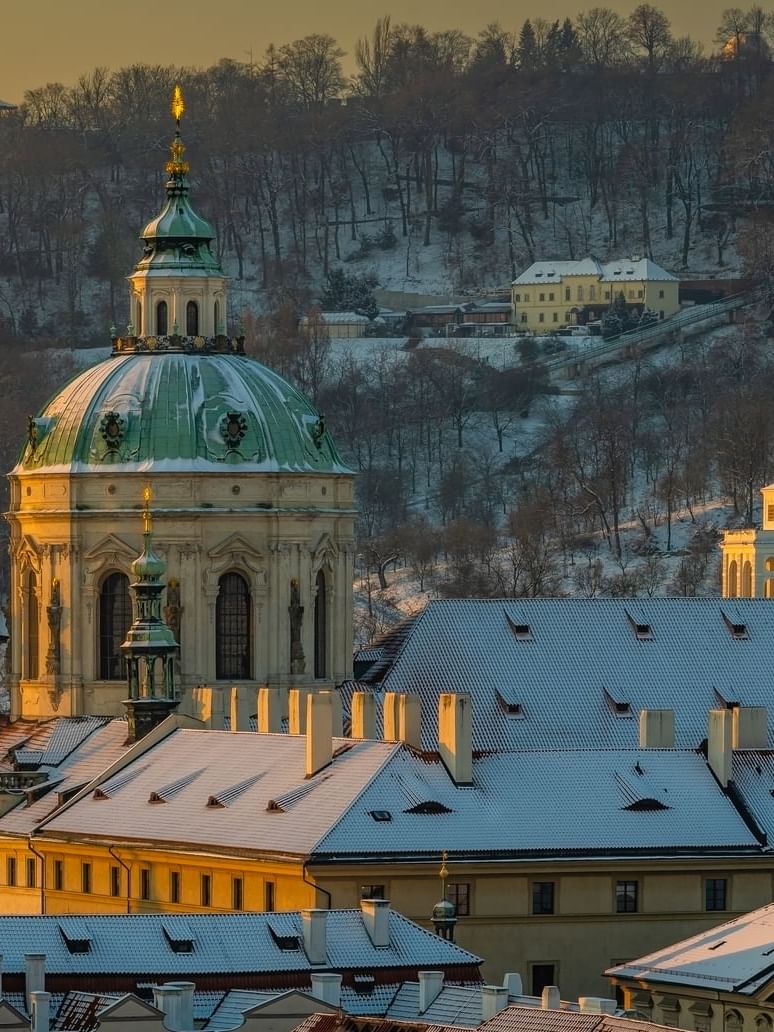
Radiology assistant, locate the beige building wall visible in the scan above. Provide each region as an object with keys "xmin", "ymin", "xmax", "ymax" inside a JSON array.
[
  {"xmin": 612, "ymin": 977, "xmax": 774, "ymax": 1032},
  {"xmin": 7, "ymin": 470, "xmax": 355, "ymax": 720},
  {"xmin": 722, "ymin": 486, "xmax": 774, "ymax": 598},
  {"xmin": 511, "ymin": 275, "xmax": 679, "ymax": 333}
]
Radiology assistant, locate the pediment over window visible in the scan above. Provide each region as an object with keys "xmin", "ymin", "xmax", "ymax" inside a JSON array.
[
  {"xmin": 84, "ymin": 534, "xmax": 137, "ymax": 564},
  {"xmin": 208, "ymin": 534, "xmax": 264, "ymax": 567}
]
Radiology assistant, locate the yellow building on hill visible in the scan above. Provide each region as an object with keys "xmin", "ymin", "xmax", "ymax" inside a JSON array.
[
  {"xmin": 511, "ymin": 257, "xmax": 679, "ymax": 332},
  {"xmin": 721, "ymin": 483, "xmax": 774, "ymax": 597}
]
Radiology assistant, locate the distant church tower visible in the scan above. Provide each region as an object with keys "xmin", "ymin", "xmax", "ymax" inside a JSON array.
[
  {"xmin": 5, "ymin": 88, "xmax": 355, "ymax": 721},
  {"xmin": 721, "ymin": 484, "xmax": 774, "ymax": 597}
]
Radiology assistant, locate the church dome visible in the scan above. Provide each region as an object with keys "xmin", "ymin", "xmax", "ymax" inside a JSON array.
[{"xmin": 17, "ymin": 348, "xmax": 348, "ymax": 475}]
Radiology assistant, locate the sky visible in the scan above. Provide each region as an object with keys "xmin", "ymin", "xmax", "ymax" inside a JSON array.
[{"xmin": 2, "ymin": 0, "xmax": 730, "ymax": 104}]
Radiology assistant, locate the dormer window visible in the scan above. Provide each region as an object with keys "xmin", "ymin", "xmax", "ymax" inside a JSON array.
[{"xmin": 625, "ymin": 607, "xmax": 653, "ymax": 640}]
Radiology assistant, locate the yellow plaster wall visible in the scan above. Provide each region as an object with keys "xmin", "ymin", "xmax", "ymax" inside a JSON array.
[{"xmin": 511, "ymin": 275, "xmax": 679, "ymax": 333}]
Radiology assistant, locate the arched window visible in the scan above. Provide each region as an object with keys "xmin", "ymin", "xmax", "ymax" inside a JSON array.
[
  {"xmin": 755, "ymin": 1015, "xmax": 772, "ymax": 1032},
  {"xmin": 726, "ymin": 1011, "xmax": 744, "ymax": 1032},
  {"xmin": 742, "ymin": 560, "xmax": 753, "ymax": 597},
  {"xmin": 727, "ymin": 560, "xmax": 738, "ymax": 597},
  {"xmin": 216, "ymin": 573, "xmax": 251, "ymax": 679},
  {"xmin": 136, "ymin": 300, "xmax": 143, "ymax": 335},
  {"xmin": 25, "ymin": 570, "xmax": 39, "ymax": 679},
  {"xmin": 99, "ymin": 572, "xmax": 132, "ymax": 680},
  {"xmin": 214, "ymin": 300, "xmax": 220, "ymax": 335},
  {"xmin": 766, "ymin": 579, "xmax": 774, "ymax": 600},
  {"xmin": 186, "ymin": 300, "xmax": 199, "ymax": 335},
  {"xmin": 314, "ymin": 570, "xmax": 327, "ymax": 679},
  {"xmin": 156, "ymin": 300, "xmax": 168, "ymax": 335},
  {"xmin": 577, "ymin": 285, "xmax": 584, "ymax": 301}
]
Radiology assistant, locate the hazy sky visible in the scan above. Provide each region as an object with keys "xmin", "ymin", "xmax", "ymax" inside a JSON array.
[{"xmin": 2, "ymin": 0, "xmax": 729, "ymax": 104}]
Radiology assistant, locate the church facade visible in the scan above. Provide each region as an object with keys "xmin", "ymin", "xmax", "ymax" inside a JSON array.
[
  {"xmin": 721, "ymin": 484, "xmax": 774, "ymax": 598},
  {"xmin": 5, "ymin": 91, "xmax": 355, "ymax": 721}
]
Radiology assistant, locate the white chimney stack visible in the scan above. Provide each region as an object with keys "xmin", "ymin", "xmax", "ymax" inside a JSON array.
[
  {"xmin": 418, "ymin": 971, "xmax": 444, "ymax": 1013},
  {"xmin": 311, "ymin": 973, "xmax": 342, "ymax": 1007},
  {"xmin": 481, "ymin": 986, "xmax": 509, "ymax": 1021},
  {"xmin": 541, "ymin": 986, "xmax": 561, "ymax": 1010},
  {"xmin": 306, "ymin": 692, "xmax": 333, "ymax": 777},
  {"xmin": 361, "ymin": 897, "xmax": 391, "ymax": 947},
  {"xmin": 438, "ymin": 693, "xmax": 473, "ymax": 785},
  {"xmin": 30, "ymin": 992, "xmax": 50, "ymax": 1032},
  {"xmin": 257, "ymin": 687, "xmax": 282, "ymax": 733},
  {"xmin": 289, "ymin": 687, "xmax": 311, "ymax": 734},
  {"xmin": 230, "ymin": 686, "xmax": 252, "ymax": 732},
  {"xmin": 153, "ymin": 985, "xmax": 183, "ymax": 1031},
  {"xmin": 708, "ymin": 709, "xmax": 733, "ymax": 787},
  {"xmin": 733, "ymin": 706, "xmax": 768, "ymax": 750},
  {"xmin": 383, "ymin": 692, "xmax": 400, "ymax": 741},
  {"xmin": 503, "ymin": 973, "xmax": 522, "ymax": 997},
  {"xmin": 24, "ymin": 955, "xmax": 45, "ymax": 1014},
  {"xmin": 638, "ymin": 709, "xmax": 674, "ymax": 748},
  {"xmin": 166, "ymin": 983, "xmax": 195, "ymax": 1030},
  {"xmin": 301, "ymin": 909, "xmax": 328, "ymax": 965},
  {"xmin": 579, "ymin": 998, "xmax": 617, "ymax": 1015},
  {"xmin": 351, "ymin": 692, "xmax": 376, "ymax": 739}
]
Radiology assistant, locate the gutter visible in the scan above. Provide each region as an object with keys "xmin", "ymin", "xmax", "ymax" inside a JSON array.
[
  {"xmin": 27, "ymin": 835, "xmax": 46, "ymax": 915},
  {"xmin": 302, "ymin": 862, "xmax": 331, "ymax": 910},
  {"xmin": 109, "ymin": 845, "xmax": 132, "ymax": 915}
]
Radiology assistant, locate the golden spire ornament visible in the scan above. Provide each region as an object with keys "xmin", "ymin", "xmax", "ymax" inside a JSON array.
[
  {"xmin": 166, "ymin": 85, "xmax": 190, "ymax": 177},
  {"xmin": 171, "ymin": 84, "xmax": 185, "ymax": 126},
  {"xmin": 142, "ymin": 485, "xmax": 153, "ymax": 535}
]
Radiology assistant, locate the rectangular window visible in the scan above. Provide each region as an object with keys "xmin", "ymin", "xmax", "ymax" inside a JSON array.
[
  {"xmin": 514, "ymin": 293, "xmax": 521, "ymax": 302},
  {"xmin": 140, "ymin": 867, "xmax": 151, "ymax": 901},
  {"xmin": 549, "ymin": 292, "xmax": 555, "ymax": 301},
  {"xmin": 539, "ymin": 312, "xmax": 545, "ymax": 323},
  {"xmin": 81, "ymin": 862, "xmax": 92, "ymax": 894},
  {"xmin": 659, "ymin": 310, "xmax": 664, "ymax": 319},
  {"xmin": 616, "ymin": 880, "xmax": 638, "ymax": 913},
  {"xmin": 532, "ymin": 881, "xmax": 555, "ymax": 914},
  {"xmin": 26, "ymin": 858, "xmax": 36, "ymax": 888},
  {"xmin": 265, "ymin": 880, "xmax": 275, "ymax": 912},
  {"xmin": 110, "ymin": 865, "xmax": 121, "ymax": 898},
  {"xmin": 232, "ymin": 876, "xmax": 244, "ymax": 911},
  {"xmin": 768, "ymin": 504, "xmax": 774, "ymax": 523},
  {"xmin": 531, "ymin": 963, "xmax": 556, "ymax": 997},
  {"xmin": 523, "ymin": 293, "xmax": 530, "ymax": 302},
  {"xmin": 447, "ymin": 882, "xmax": 470, "ymax": 916},
  {"xmin": 361, "ymin": 884, "xmax": 385, "ymax": 899},
  {"xmin": 553, "ymin": 313, "xmax": 559, "ymax": 322},
  {"xmin": 589, "ymin": 286, "xmax": 596, "ymax": 300},
  {"xmin": 605, "ymin": 290, "xmax": 611, "ymax": 299},
  {"xmin": 7, "ymin": 856, "xmax": 16, "ymax": 887},
  {"xmin": 705, "ymin": 878, "xmax": 727, "ymax": 911},
  {"xmin": 659, "ymin": 289, "xmax": 665, "ymax": 299},
  {"xmin": 200, "ymin": 873, "xmax": 212, "ymax": 908},
  {"xmin": 170, "ymin": 870, "xmax": 180, "ymax": 904},
  {"xmin": 539, "ymin": 292, "xmax": 545, "ymax": 302},
  {"xmin": 577, "ymin": 287, "xmax": 584, "ymax": 301},
  {"xmin": 565, "ymin": 287, "xmax": 571, "ymax": 301},
  {"xmin": 53, "ymin": 859, "xmax": 64, "ymax": 891},
  {"xmin": 637, "ymin": 289, "xmax": 643, "ymax": 298},
  {"xmin": 520, "ymin": 313, "xmax": 528, "ymax": 323}
]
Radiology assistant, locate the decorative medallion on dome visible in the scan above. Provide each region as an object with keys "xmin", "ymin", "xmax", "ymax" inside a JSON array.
[
  {"xmin": 221, "ymin": 411, "xmax": 248, "ymax": 450},
  {"xmin": 99, "ymin": 411, "xmax": 125, "ymax": 451}
]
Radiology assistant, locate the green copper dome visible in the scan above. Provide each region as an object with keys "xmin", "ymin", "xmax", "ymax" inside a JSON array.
[{"xmin": 18, "ymin": 352, "xmax": 350, "ymax": 475}]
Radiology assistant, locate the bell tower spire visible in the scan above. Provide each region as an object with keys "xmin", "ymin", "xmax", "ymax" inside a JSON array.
[{"xmin": 123, "ymin": 84, "xmax": 229, "ymax": 347}]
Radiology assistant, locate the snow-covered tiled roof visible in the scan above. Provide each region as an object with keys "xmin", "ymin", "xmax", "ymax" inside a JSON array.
[
  {"xmin": 316, "ymin": 748, "xmax": 756, "ymax": 859},
  {"xmin": 0, "ymin": 910, "xmax": 480, "ymax": 977},
  {"xmin": 386, "ymin": 983, "xmax": 485, "ymax": 1025},
  {"xmin": 479, "ymin": 1009, "xmax": 603, "ymax": 1032},
  {"xmin": 513, "ymin": 258, "xmax": 676, "ymax": 285},
  {"xmin": 372, "ymin": 599, "xmax": 774, "ymax": 751},
  {"xmin": 205, "ymin": 990, "xmax": 282, "ymax": 1031},
  {"xmin": 607, "ymin": 901, "xmax": 774, "ymax": 993}
]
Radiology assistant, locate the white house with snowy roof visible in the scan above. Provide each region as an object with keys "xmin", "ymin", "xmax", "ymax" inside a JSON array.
[{"xmin": 511, "ymin": 257, "xmax": 679, "ymax": 331}]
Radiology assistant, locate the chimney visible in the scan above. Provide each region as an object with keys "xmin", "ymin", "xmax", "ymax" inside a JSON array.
[
  {"xmin": 301, "ymin": 909, "xmax": 328, "ymax": 965},
  {"xmin": 708, "ymin": 709, "xmax": 733, "ymax": 787},
  {"xmin": 289, "ymin": 687, "xmax": 311, "ymax": 734},
  {"xmin": 733, "ymin": 706, "xmax": 768, "ymax": 750},
  {"xmin": 638, "ymin": 709, "xmax": 674, "ymax": 748},
  {"xmin": 257, "ymin": 687, "xmax": 282, "ymax": 733},
  {"xmin": 29, "ymin": 993, "xmax": 49, "ymax": 1032},
  {"xmin": 438, "ymin": 693, "xmax": 473, "ymax": 785},
  {"xmin": 383, "ymin": 692, "xmax": 400, "ymax": 741},
  {"xmin": 481, "ymin": 986, "xmax": 509, "ymax": 1022},
  {"xmin": 330, "ymin": 691, "xmax": 344, "ymax": 737},
  {"xmin": 418, "ymin": 972, "xmax": 444, "ymax": 1013},
  {"xmin": 153, "ymin": 985, "xmax": 183, "ymax": 1031},
  {"xmin": 503, "ymin": 973, "xmax": 522, "ymax": 997},
  {"xmin": 361, "ymin": 897, "xmax": 391, "ymax": 947},
  {"xmin": 579, "ymin": 998, "xmax": 617, "ymax": 1015},
  {"xmin": 306, "ymin": 692, "xmax": 333, "ymax": 777},
  {"xmin": 191, "ymin": 686, "xmax": 225, "ymax": 730},
  {"xmin": 24, "ymin": 955, "xmax": 45, "ymax": 1013},
  {"xmin": 165, "ymin": 983, "xmax": 195, "ymax": 1030},
  {"xmin": 541, "ymin": 986, "xmax": 561, "ymax": 1010},
  {"xmin": 310, "ymin": 973, "xmax": 342, "ymax": 1007},
  {"xmin": 351, "ymin": 692, "xmax": 376, "ymax": 739},
  {"xmin": 229, "ymin": 686, "xmax": 252, "ymax": 732}
]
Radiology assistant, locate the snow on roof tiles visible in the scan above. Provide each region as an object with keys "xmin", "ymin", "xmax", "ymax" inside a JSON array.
[
  {"xmin": 607, "ymin": 901, "xmax": 774, "ymax": 992},
  {"xmin": 0, "ymin": 910, "xmax": 480, "ymax": 976},
  {"xmin": 373, "ymin": 599, "xmax": 774, "ymax": 752},
  {"xmin": 513, "ymin": 258, "xmax": 676, "ymax": 285}
]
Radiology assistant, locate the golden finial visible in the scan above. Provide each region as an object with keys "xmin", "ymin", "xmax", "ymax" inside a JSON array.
[
  {"xmin": 171, "ymin": 84, "xmax": 185, "ymax": 126},
  {"xmin": 439, "ymin": 849, "xmax": 449, "ymax": 883},
  {"xmin": 142, "ymin": 485, "xmax": 152, "ymax": 534}
]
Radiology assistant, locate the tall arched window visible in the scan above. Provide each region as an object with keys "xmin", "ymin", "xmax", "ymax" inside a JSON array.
[
  {"xmin": 214, "ymin": 300, "xmax": 220, "ymax": 335},
  {"xmin": 216, "ymin": 573, "xmax": 251, "ymax": 679},
  {"xmin": 156, "ymin": 300, "xmax": 168, "ymax": 335},
  {"xmin": 186, "ymin": 300, "xmax": 199, "ymax": 335},
  {"xmin": 136, "ymin": 300, "xmax": 143, "ymax": 335},
  {"xmin": 727, "ymin": 560, "xmax": 738, "ymax": 597},
  {"xmin": 25, "ymin": 570, "xmax": 39, "ymax": 679},
  {"xmin": 314, "ymin": 570, "xmax": 327, "ymax": 679},
  {"xmin": 99, "ymin": 572, "xmax": 132, "ymax": 680},
  {"xmin": 742, "ymin": 560, "xmax": 753, "ymax": 597}
]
